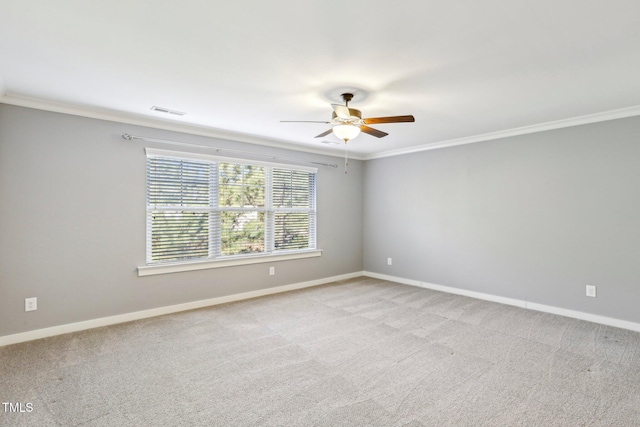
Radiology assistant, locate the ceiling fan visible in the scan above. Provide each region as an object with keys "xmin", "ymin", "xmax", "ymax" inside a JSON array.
[{"xmin": 281, "ymin": 93, "xmax": 415, "ymax": 143}]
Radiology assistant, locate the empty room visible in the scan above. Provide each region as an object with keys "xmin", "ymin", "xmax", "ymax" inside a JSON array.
[{"xmin": 2, "ymin": 1, "xmax": 640, "ymax": 426}]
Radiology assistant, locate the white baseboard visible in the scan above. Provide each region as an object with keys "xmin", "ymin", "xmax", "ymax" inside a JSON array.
[
  {"xmin": 363, "ymin": 271, "xmax": 640, "ymax": 333},
  {"xmin": 0, "ymin": 272, "xmax": 362, "ymax": 347},
  {"xmin": 5, "ymin": 270, "xmax": 638, "ymax": 346}
]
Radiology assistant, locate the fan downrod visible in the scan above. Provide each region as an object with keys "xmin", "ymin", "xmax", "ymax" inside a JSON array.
[{"xmin": 341, "ymin": 93, "xmax": 354, "ymax": 106}]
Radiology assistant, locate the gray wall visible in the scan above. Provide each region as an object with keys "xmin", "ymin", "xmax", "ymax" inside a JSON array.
[
  {"xmin": 0, "ymin": 104, "xmax": 364, "ymax": 336},
  {"xmin": 364, "ymin": 116, "xmax": 640, "ymax": 323},
  {"xmin": 3, "ymin": 102, "xmax": 640, "ymax": 337}
]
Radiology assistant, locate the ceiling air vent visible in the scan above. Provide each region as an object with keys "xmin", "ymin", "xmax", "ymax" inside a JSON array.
[{"xmin": 150, "ymin": 106, "xmax": 187, "ymax": 116}]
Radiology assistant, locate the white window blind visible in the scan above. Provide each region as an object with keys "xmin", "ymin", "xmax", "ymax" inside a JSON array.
[
  {"xmin": 146, "ymin": 149, "xmax": 317, "ymax": 265},
  {"xmin": 272, "ymin": 168, "xmax": 316, "ymax": 251}
]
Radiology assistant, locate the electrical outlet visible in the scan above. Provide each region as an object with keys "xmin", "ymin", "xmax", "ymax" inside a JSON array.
[
  {"xmin": 387, "ymin": 258, "xmax": 392, "ymax": 266},
  {"xmin": 269, "ymin": 266, "xmax": 275, "ymax": 276},
  {"xmin": 25, "ymin": 297, "xmax": 37, "ymax": 312},
  {"xmin": 586, "ymin": 285, "xmax": 597, "ymax": 298}
]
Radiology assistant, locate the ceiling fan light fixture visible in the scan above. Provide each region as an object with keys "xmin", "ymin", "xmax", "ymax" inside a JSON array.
[
  {"xmin": 282, "ymin": 92, "xmax": 414, "ymax": 142},
  {"xmin": 333, "ymin": 124, "xmax": 360, "ymax": 142}
]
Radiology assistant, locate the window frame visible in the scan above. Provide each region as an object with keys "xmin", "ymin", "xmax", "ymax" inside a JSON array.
[{"xmin": 140, "ymin": 148, "xmax": 321, "ymax": 276}]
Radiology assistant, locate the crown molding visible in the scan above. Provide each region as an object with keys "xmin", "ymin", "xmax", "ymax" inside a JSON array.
[
  {"xmin": 0, "ymin": 93, "xmax": 367, "ymax": 160},
  {"xmin": 3, "ymin": 93, "xmax": 638, "ymax": 162},
  {"xmin": 364, "ymin": 105, "xmax": 640, "ymax": 160}
]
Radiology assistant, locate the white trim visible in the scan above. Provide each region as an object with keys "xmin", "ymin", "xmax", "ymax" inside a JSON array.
[
  {"xmin": 363, "ymin": 271, "xmax": 423, "ymax": 288},
  {"xmin": 0, "ymin": 76, "xmax": 6, "ymax": 98},
  {"xmin": 145, "ymin": 147, "xmax": 318, "ymax": 173},
  {"xmin": 418, "ymin": 281, "xmax": 527, "ymax": 309},
  {"xmin": 363, "ymin": 271, "xmax": 525, "ymax": 308},
  {"xmin": 0, "ymin": 271, "xmax": 362, "ymax": 347},
  {"xmin": 364, "ymin": 105, "xmax": 640, "ymax": 160},
  {"xmin": 363, "ymin": 271, "xmax": 640, "ymax": 333},
  {"xmin": 0, "ymin": 93, "xmax": 358, "ymax": 160},
  {"xmin": 5, "ymin": 271, "xmax": 640, "ymax": 346},
  {"xmin": 7, "ymin": 93, "xmax": 639, "ymax": 162},
  {"xmin": 138, "ymin": 250, "xmax": 322, "ymax": 276}
]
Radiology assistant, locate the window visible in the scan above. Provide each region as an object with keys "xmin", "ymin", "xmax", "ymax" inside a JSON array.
[{"xmin": 145, "ymin": 148, "xmax": 317, "ymax": 267}]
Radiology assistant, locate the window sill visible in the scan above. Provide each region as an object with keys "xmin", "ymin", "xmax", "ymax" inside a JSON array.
[{"xmin": 137, "ymin": 250, "xmax": 322, "ymax": 277}]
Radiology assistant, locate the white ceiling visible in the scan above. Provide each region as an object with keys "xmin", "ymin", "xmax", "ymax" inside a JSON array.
[{"xmin": 2, "ymin": 1, "xmax": 640, "ymax": 159}]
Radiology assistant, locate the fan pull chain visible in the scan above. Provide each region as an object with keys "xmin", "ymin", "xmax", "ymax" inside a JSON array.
[{"xmin": 344, "ymin": 141, "xmax": 349, "ymax": 174}]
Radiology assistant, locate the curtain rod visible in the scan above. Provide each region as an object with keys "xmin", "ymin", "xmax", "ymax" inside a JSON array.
[{"xmin": 121, "ymin": 134, "xmax": 338, "ymax": 168}]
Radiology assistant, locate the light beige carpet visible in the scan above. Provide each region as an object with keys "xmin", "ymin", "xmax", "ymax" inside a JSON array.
[{"xmin": 2, "ymin": 277, "xmax": 640, "ymax": 426}]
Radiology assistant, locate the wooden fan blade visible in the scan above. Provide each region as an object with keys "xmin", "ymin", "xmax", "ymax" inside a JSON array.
[
  {"xmin": 314, "ymin": 128, "xmax": 334, "ymax": 138},
  {"xmin": 360, "ymin": 125, "xmax": 388, "ymax": 138},
  {"xmin": 363, "ymin": 115, "xmax": 415, "ymax": 125},
  {"xmin": 331, "ymin": 104, "xmax": 351, "ymax": 119}
]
